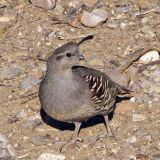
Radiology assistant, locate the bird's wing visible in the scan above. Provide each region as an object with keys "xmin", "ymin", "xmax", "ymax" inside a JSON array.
[{"xmin": 72, "ymin": 66, "xmax": 130, "ymax": 110}]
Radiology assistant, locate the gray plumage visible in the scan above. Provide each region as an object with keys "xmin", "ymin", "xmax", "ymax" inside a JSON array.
[{"xmin": 39, "ymin": 42, "xmax": 130, "ymax": 151}]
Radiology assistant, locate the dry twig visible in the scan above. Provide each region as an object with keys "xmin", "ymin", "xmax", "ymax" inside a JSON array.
[
  {"xmin": 0, "ymin": 91, "xmax": 38, "ymax": 105},
  {"xmin": 135, "ymin": 6, "xmax": 160, "ymax": 16},
  {"xmin": 117, "ymin": 47, "xmax": 160, "ymax": 73}
]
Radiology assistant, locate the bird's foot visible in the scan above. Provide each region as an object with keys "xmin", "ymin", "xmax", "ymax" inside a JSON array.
[
  {"xmin": 107, "ymin": 128, "xmax": 117, "ymax": 141},
  {"xmin": 104, "ymin": 116, "xmax": 117, "ymax": 141},
  {"xmin": 60, "ymin": 137, "xmax": 83, "ymax": 153},
  {"xmin": 96, "ymin": 132, "xmax": 117, "ymax": 142}
]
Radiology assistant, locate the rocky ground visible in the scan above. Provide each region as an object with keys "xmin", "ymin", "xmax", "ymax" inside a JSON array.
[{"xmin": 0, "ymin": 0, "xmax": 160, "ymax": 159}]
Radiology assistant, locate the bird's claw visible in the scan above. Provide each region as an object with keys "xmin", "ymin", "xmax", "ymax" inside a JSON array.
[{"xmin": 60, "ymin": 137, "xmax": 83, "ymax": 153}]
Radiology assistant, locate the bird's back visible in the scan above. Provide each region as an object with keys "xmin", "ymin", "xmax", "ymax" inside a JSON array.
[{"xmin": 72, "ymin": 65, "xmax": 130, "ymax": 113}]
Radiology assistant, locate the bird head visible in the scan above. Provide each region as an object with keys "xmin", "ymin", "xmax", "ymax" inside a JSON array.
[{"xmin": 48, "ymin": 42, "xmax": 84, "ymax": 71}]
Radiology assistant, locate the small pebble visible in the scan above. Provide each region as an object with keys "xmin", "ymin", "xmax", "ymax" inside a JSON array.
[
  {"xmin": 126, "ymin": 136, "xmax": 137, "ymax": 144},
  {"xmin": 31, "ymin": 135, "xmax": 47, "ymax": 146},
  {"xmin": 130, "ymin": 97, "xmax": 136, "ymax": 102},
  {"xmin": 21, "ymin": 76, "xmax": 41, "ymax": 90},
  {"xmin": 2, "ymin": 67, "xmax": 21, "ymax": 79},
  {"xmin": 17, "ymin": 110, "xmax": 28, "ymax": 119},
  {"xmin": 0, "ymin": 16, "xmax": 15, "ymax": 23},
  {"xmin": 115, "ymin": 6, "xmax": 131, "ymax": 14},
  {"xmin": 141, "ymin": 17, "xmax": 149, "ymax": 25},
  {"xmin": 38, "ymin": 153, "xmax": 65, "ymax": 160},
  {"xmin": 0, "ymin": 133, "xmax": 15, "ymax": 159},
  {"xmin": 120, "ymin": 22, "xmax": 127, "ymax": 29},
  {"xmin": 0, "ymin": 133, "xmax": 9, "ymax": 144},
  {"xmin": 30, "ymin": 0, "xmax": 56, "ymax": 10},
  {"xmin": 37, "ymin": 25, "xmax": 43, "ymax": 33},
  {"xmin": 81, "ymin": 9, "xmax": 108, "ymax": 27},
  {"xmin": 132, "ymin": 114, "xmax": 146, "ymax": 122},
  {"xmin": 25, "ymin": 115, "xmax": 42, "ymax": 129}
]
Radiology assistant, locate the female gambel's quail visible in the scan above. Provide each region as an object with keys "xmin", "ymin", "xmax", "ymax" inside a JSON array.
[{"xmin": 39, "ymin": 42, "xmax": 131, "ymax": 151}]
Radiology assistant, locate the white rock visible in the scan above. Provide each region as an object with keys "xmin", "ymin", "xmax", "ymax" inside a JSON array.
[
  {"xmin": 139, "ymin": 51, "xmax": 159, "ymax": 64},
  {"xmin": 37, "ymin": 26, "xmax": 43, "ymax": 33},
  {"xmin": 38, "ymin": 153, "xmax": 65, "ymax": 160},
  {"xmin": 126, "ymin": 136, "xmax": 137, "ymax": 144},
  {"xmin": 0, "ymin": 133, "xmax": 9, "ymax": 144},
  {"xmin": 132, "ymin": 114, "xmax": 146, "ymax": 122},
  {"xmin": 81, "ymin": 9, "xmax": 108, "ymax": 27},
  {"xmin": 120, "ymin": 22, "xmax": 127, "ymax": 29},
  {"xmin": 0, "ymin": 133, "xmax": 16, "ymax": 158},
  {"xmin": 130, "ymin": 97, "xmax": 136, "ymax": 102},
  {"xmin": 0, "ymin": 16, "xmax": 15, "ymax": 22}
]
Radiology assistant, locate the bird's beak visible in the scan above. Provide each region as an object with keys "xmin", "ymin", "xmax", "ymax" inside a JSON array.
[{"xmin": 78, "ymin": 54, "xmax": 85, "ymax": 61}]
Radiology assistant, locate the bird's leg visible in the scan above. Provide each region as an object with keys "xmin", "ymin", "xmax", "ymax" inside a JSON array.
[
  {"xmin": 60, "ymin": 122, "xmax": 82, "ymax": 152},
  {"xmin": 103, "ymin": 115, "xmax": 117, "ymax": 141}
]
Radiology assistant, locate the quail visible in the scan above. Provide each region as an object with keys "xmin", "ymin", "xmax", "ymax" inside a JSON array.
[{"xmin": 39, "ymin": 42, "xmax": 131, "ymax": 151}]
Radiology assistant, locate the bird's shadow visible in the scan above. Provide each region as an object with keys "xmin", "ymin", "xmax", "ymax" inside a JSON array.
[{"xmin": 40, "ymin": 96, "xmax": 130, "ymax": 131}]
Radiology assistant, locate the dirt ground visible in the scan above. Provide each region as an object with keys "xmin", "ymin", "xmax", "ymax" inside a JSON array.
[{"xmin": 0, "ymin": 0, "xmax": 160, "ymax": 159}]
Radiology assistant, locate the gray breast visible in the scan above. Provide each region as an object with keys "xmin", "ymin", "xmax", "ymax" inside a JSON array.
[{"xmin": 39, "ymin": 74, "xmax": 91, "ymax": 115}]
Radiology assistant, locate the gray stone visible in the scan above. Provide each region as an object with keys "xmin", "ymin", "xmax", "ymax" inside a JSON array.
[
  {"xmin": 0, "ymin": 133, "xmax": 15, "ymax": 160},
  {"xmin": 31, "ymin": 135, "xmax": 47, "ymax": 146},
  {"xmin": 25, "ymin": 115, "xmax": 42, "ymax": 129},
  {"xmin": 115, "ymin": 6, "xmax": 131, "ymax": 14},
  {"xmin": 81, "ymin": 9, "xmax": 108, "ymax": 27},
  {"xmin": 38, "ymin": 153, "xmax": 65, "ymax": 160},
  {"xmin": 21, "ymin": 76, "xmax": 41, "ymax": 90},
  {"xmin": 2, "ymin": 67, "xmax": 21, "ymax": 79},
  {"xmin": 0, "ymin": 133, "xmax": 9, "ymax": 144}
]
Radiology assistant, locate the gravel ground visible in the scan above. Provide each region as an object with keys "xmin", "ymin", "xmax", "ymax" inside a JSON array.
[{"xmin": 0, "ymin": 0, "xmax": 160, "ymax": 159}]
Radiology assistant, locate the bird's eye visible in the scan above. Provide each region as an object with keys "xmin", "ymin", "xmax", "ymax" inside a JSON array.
[{"xmin": 66, "ymin": 52, "xmax": 72, "ymax": 57}]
